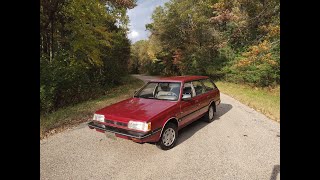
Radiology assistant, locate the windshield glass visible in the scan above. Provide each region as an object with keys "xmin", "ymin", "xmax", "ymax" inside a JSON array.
[{"xmin": 135, "ymin": 82, "xmax": 181, "ymax": 101}]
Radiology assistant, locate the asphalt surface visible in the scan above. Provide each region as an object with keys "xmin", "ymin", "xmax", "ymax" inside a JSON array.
[{"xmin": 40, "ymin": 75, "xmax": 280, "ymax": 180}]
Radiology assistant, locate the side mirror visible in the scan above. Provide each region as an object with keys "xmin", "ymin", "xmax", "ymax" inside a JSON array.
[{"xmin": 182, "ymin": 94, "xmax": 192, "ymax": 101}]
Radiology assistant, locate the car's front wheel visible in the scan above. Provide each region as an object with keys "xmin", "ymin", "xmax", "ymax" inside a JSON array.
[{"xmin": 156, "ymin": 122, "xmax": 178, "ymax": 150}]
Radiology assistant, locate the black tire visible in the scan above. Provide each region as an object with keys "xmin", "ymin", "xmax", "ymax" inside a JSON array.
[
  {"xmin": 204, "ymin": 104, "xmax": 215, "ymax": 123},
  {"xmin": 156, "ymin": 122, "xmax": 178, "ymax": 150}
]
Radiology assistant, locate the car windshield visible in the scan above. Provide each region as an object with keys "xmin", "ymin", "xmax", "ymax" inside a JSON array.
[{"xmin": 135, "ymin": 82, "xmax": 181, "ymax": 101}]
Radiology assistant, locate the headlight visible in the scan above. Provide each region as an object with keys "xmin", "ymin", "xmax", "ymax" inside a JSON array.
[
  {"xmin": 93, "ymin": 114, "xmax": 105, "ymax": 122},
  {"xmin": 128, "ymin": 121, "xmax": 151, "ymax": 132}
]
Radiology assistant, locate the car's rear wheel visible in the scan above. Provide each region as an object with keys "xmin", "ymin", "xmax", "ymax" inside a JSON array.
[
  {"xmin": 156, "ymin": 122, "xmax": 178, "ymax": 150},
  {"xmin": 204, "ymin": 104, "xmax": 215, "ymax": 123}
]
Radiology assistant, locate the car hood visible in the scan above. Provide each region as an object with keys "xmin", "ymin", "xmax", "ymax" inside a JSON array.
[{"xmin": 95, "ymin": 97, "xmax": 177, "ymax": 122}]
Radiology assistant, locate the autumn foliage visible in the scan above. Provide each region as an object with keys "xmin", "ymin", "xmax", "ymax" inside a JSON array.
[{"xmin": 129, "ymin": 0, "xmax": 280, "ymax": 87}]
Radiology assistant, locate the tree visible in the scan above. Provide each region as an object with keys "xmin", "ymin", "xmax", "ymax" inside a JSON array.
[
  {"xmin": 140, "ymin": 0, "xmax": 279, "ymax": 86},
  {"xmin": 40, "ymin": 0, "xmax": 137, "ymax": 113}
]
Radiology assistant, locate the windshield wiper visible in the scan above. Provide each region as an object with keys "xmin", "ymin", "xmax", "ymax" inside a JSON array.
[{"xmin": 136, "ymin": 96, "xmax": 155, "ymax": 99}]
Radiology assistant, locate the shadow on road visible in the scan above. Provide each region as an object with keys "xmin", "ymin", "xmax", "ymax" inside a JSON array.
[
  {"xmin": 270, "ymin": 165, "xmax": 280, "ymax": 180},
  {"xmin": 176, "ymin": 103, "xmax": 233, "ymax": 146}
]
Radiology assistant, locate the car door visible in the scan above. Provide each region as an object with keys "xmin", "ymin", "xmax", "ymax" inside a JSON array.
[
  {"xmin": 190, "ymin": 80, "xmax": 208, "ymax": 118},
  {"xmin": 179, "ymin": 82, "xmax": 198, "ymax": 128}
]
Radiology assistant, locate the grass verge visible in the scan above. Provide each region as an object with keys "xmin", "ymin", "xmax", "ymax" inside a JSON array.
[
  {"xmin": 40, "ymin": 76, "xmax": 145, "ymax": 139},
  {"xmin": 215, "ymin": 81, "xmax": 280, "ymax": 122}
]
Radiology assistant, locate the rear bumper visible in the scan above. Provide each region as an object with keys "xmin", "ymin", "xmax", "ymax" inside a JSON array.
[{"xmin": 88, "ymin": 121, "xmax": 161, "ymax": 142}]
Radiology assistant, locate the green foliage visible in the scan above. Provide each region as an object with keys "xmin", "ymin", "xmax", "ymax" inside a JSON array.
[
  {"xmin": 224, "ymin": 39, "xmax": 280, "ymax": 86},
  {"xmin": 132, "ymin": 0, "xmax": 280, "ymax": 87},
  {"xmin": 40, "ymin": 0, "xmax": 136, "ymax": 113}
]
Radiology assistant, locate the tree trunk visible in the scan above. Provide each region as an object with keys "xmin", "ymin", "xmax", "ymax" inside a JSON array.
[{"xmin": 50, "ymin": 20, "xmax": 54, "ymax": 62}]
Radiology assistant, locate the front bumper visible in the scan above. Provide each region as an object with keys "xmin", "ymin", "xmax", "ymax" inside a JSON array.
[{"xmin": 88, "ymin": 121, "xmax": 161, "ymax": 141}]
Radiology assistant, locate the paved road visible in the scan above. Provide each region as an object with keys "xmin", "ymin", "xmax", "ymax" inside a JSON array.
[{"xmin": 40, "ymin": 75, "xmax": 280, "ymax": 180}]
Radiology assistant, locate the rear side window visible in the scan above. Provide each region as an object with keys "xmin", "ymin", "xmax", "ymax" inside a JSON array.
[
  {"xmin": 192, "ymin": 80, "xmax": 206, "ymax": 96},
  {"xmin": 201, "ymin": 79, "xmax": 217, "ymax": 92}
]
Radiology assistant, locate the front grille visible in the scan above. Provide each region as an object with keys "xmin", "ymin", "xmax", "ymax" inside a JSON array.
[
  {"xmin": 104, "ymin": 119, "xmax": 127, "ymax": 127},
  {"xmin": 115, "ymin": 122, "xmax": 127, "ymax": 126},
  {"xmin": 105, "ymin": 119, "xmax": 113, "ymax": 124}
]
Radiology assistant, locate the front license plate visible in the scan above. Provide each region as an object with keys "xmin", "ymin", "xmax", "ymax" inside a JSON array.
[{"xmin": 105, "ymin": 131, "xmax": 116, "ymax": 139}]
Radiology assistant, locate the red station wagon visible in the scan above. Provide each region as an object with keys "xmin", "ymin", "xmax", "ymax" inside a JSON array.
[{"xmin": 88, "ymin": 76, "xmax": 220, "ymax": 150}]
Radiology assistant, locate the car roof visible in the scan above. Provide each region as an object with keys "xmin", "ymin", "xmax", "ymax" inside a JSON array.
[{"xmin": 149, "ymin": 75, "xmax": 209, "ymax": 83}]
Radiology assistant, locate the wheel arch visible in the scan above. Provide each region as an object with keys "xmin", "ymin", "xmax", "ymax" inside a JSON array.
[
  {"xmin": 160, "ymin": 117, "xmax": 179, "ymax": 136},
  {"xmin": 209, "ymin": 100, "xmax": 216, "ymax": 112}
]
